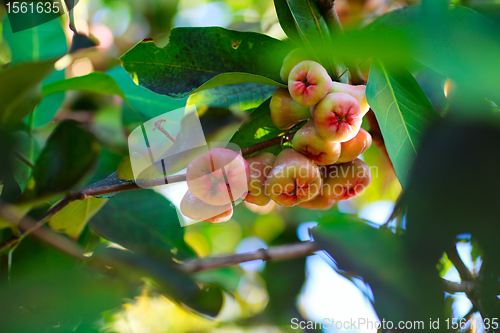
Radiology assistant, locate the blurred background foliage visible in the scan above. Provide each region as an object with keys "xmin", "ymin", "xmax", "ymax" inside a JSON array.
[{"xmin": 1, "ymin": 0, "xmax": 500, "ymax": 332}]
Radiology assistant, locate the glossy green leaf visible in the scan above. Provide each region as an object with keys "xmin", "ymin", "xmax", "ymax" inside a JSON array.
[
  {"xmin": 31, "ymin": 70, "xmax": 65, "ymax": 128},
  {"xmin": 284, "ymin": 0, "xmax": 336, "ymax": 75},
  {"xmin": 2, "ymin": 17, "xmax": 67, "ymax": 63},
  {"xmin": 0, "ymin": 61, "xmax": 55, "ymax": 128},
  {"xmin": 274, "ymin": 0, "xmax": 302, "ymax": 45},
  {"xmin": 187, "ymin": 83, "xmax": 276, "ymax": 111},
  {"xmin": 3, "ymin": 16, "xmax": 67, "ymax": 128},
  {"xmin": 286, "ymin": 0, "xmax": 330, "ymax": 48},
  {"xmin": 190, "ymin": 72, "xmax": 285, "ymax": 94},
  {"xmin": 9, "ymin": 130, "xmax": 40, "ymax": 193},
  {"xmin": 366, "ymin": 61, "xmax": 439, "ymax": 189},
  {"xmin": 120, "ymin": 27, "xmax": 293, "ymax": 98},
  {"xmin": 49, "ymin": 197, "xmax": 108, "ymax": 239},
  {"xmin": 90, "ymin": 190, "xmax": 197, "ymax": 261},
  {"xmin": 230, "ymin": 98, "xmax": 284, "ymax": 153},
  {"xmin": 107, "ymin": 66, "xmax": 188, "ymax": 121},
  {"xmin": 42, "ymin": 72, "xmax": 126, "ymax": 99},
  {"xmin": 21, "ymin": 120, "xmax": 100, "ymax": 200}
]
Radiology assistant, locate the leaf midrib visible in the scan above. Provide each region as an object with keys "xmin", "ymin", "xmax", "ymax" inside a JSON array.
[{"xmin": 379, "ymin": 62, "xmax": 417, "ymax": 154}]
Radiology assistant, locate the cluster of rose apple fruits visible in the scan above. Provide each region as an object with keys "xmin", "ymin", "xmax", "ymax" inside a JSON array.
[{"xmin": 180, "ymin": 49, "xmax": 372, "ymax": 223}]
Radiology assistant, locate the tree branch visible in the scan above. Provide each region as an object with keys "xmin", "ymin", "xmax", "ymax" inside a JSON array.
[{"xmin": 181, "ymin": 241, "xmax": 317, "ymax": 273}]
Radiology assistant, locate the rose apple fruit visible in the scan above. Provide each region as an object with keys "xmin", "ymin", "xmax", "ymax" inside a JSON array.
[
  {"xmin": 244, "ymin": 152, "xmax": 277, "ymax": 206},
  {"xmin": 280, "ymin": 48, "xmax": 311, "ymax": 83},
  {"xmin": 270, "ymin": 88, "xmax": 311, "ymax": 130},
  {"xmin": 292, "ymin": 120, "xmax": 341, "ymax": 165},
  {"xmin": 186, "ymin": 148, "xmax": 250, "ymax": 206},
  {"xmin": 288, "ymin": 61, "xmax": 332, "ymax": 107},
  {"xmin": 311, "ymin": 92, "xmax": 362, "ymax": 142},
  {"xmin": 180, "ymin": 190, "xmax": 233, "ymax": 223},
  {"xmin": 321, "ymin": 158, "xmax": 371, "ymax": 201},
  {"xmin": 298, "ymin": 194, "xmax": 336, "ymax": 210},
  {"xmin": 330, "ymin": 81, "xmax": 370, "ymax": 116},
  {"xmin": 265, "ymin": 149, "xmax": 322, "ymax": 207},
  {"xmin": 337, "ymin": 128, "xmax": 372, "ymax": 163}
]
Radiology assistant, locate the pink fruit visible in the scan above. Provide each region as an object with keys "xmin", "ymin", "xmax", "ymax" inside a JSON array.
[
  {"xmin": 265, "ymin": 149, "xmax": 322, "ymax": 207},
  {"xmin": 321, "ymin": 159, "xmax": 371, "ymax": 201},
  {"xmin": 280, "ymin": 48, "xmax": 311, "ymax": 83},
  {"xmin": 330, "ymin": 81, "xmax": 370, "ymax": 116},
  {"xmin": 245, "ymin": 152, "xmax": 277, "ymax": 206},
  {"xmin": 270, "ymin": 88, "xmax": 311, "ymax": 130},
  {"xmin": 298, "ymin": 194, "xmax": 336, "ymax": 210},
  {"xmin": 288, "ymin": 61, "xmax": 332, "ymax": 107},
  {"xmin": 186, "ymin": 148, "xmax": 250, "ymax": 206},
  {"xmin": 311, "ymin": 92, "xmax": 362, "ymax": 142},
  {"xmin": 292, "ymin": 120, "xmax": 341, "ymax": 165},
  {"xmin": 180, "ymin": 190, "xmax": 233, "ymax": 223},
  {"xmin": 337, "ymin": 128, "xmax": 372, "ymax": 163}
]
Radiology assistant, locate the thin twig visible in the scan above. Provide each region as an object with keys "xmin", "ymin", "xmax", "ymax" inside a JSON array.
[
  {"xmin": 181, "ymin": 241, "xmax": 317, "ymax": 273},
  {"xmin": 14, "ymin": 152, "xmax": 34, "ymax": 168}
]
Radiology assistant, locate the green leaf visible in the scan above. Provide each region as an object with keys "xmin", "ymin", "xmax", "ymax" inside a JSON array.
[
  {"xmin": 230, "ymin": 98, "xmax": 284, "ymax": 152},
  {"xmin": 21, "ymin": 120, "xmax": 100, "ymax": 200},
  {"xmin": 120, "ymin": 27, "xmax": 293, "ymax": 98},
  {"xmin": 3, "ymin": 15, "xmax": 67, "ymax": 129},
  {"xmin": 49, "ymin": 197, "xmax": 107, "ymax": 239},
  {"xmin": 30, "ymin": 70, "xmax": 65, "ymax": 128},
  {"xmin": 2, "ymin": 17, "xmax": 67, "ymax": 63},
  {"xmin": 42, "ymin": 72, "xmax": 126, "ymax": 99},
  {"xmin": 92, "ymin": 247, "xmax": 223, "ymax": 317},
  {"xmin": 0, "ymin": 61, "xmax": 55, "ymax": 128},
  {"xmin": 274, "ymin": 0, "xmax": 303, "ymax": 45},
  {"xmin": 366, "ymin": 61, "xmax": 439, "ymax": 189},
  {"xmin": 286, "ymin": 0, "xmax": 330, "ymax": 48},
  {"xmin": 89, "ymin": 190, "xmax": 197, "ymax": 261},
  {"xmin": 190, "ymin": 72, "xmax": 285, "ymax": 94},
  {"xmin": 107, "ymin": 66, "xmax": 188, "ymax": 121},
  {"xmin": 187, "ymin": 83, "xmax": 276, "ymax": 111},
  {"xmin": 313, "ymin": 216, "xmax": 445, "ymax": 325},
  {"xmin": 0, "ymin": 239, "xmax": 134, "ymax": 333},
  {"xmin": 283, "ymin": 0, "xmax": 336, "ymax": 75},
  {"xmin": 10, "ymin": 131, "xmax": 40, "ymax": 192}
]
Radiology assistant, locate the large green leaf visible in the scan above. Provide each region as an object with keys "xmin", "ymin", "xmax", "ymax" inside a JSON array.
[
  {"xmin": 286, "ymin": 0, "xmax": 330, "ymax": 48},
  {"xmin": 312, "ymin": 216, "xmax": 445, "ymax": 327},
  {"xmin": 42, "ymin": 72, "xmax": 126, "ymax": 99},
  {"xmin": 366, "ymin": 61, "xmax": 439, "ymax": 189},
  {"xmin": 120, "ymin": 27, "xmax": 293, "ymax": 98},
  {"xmin": 107, "ymin": 66, "xmax": 188, "ymax": 121},
  {"xmin": 187, "ymin": 83, "xmax": 276, "ymax": 111},
  {"xmin": 21, "ymin": 121, "xmax": 100, "ymax": 200},
  {"xmin": 230, "ymin": 98, "xmax": 285, "ymax": 153},
  {"xmin": 10, "ymin": 131, "xmax": 40, "ymax": 192},
  {"xmin": 31, "ymin": 70, "xmax": 65, "ymax": 128},
  {"xmin": 0, "ymin": 239, "xmax": 134, "ymax": 333},
  {"xmin": 92, "ymin": 247, "xmax": 223, "ymax": 317},
  {"xmin": 284, "ymin": 0, "xmax": 336, "ymax": 75},
  {"xmin": 3, "ymin": 17, "xmax": 67, "ymax": 128},
  {"xmin": 2, "ymin": 17, "xmax": 67, "ymax": 63},
  {"xmin": 0, "ymin": 61, "xmax": 55, "ymax": 128},
  {"xmin": 49, "ymin": 197, "xmax": 108, "ymax": 239},
  {"xmin": 274, "ymin": 0, "xmax": 302, "ymax": 45},
  {"xmin": 89, "ymin": 190, "xmax": 197, "ymax": 261}
]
